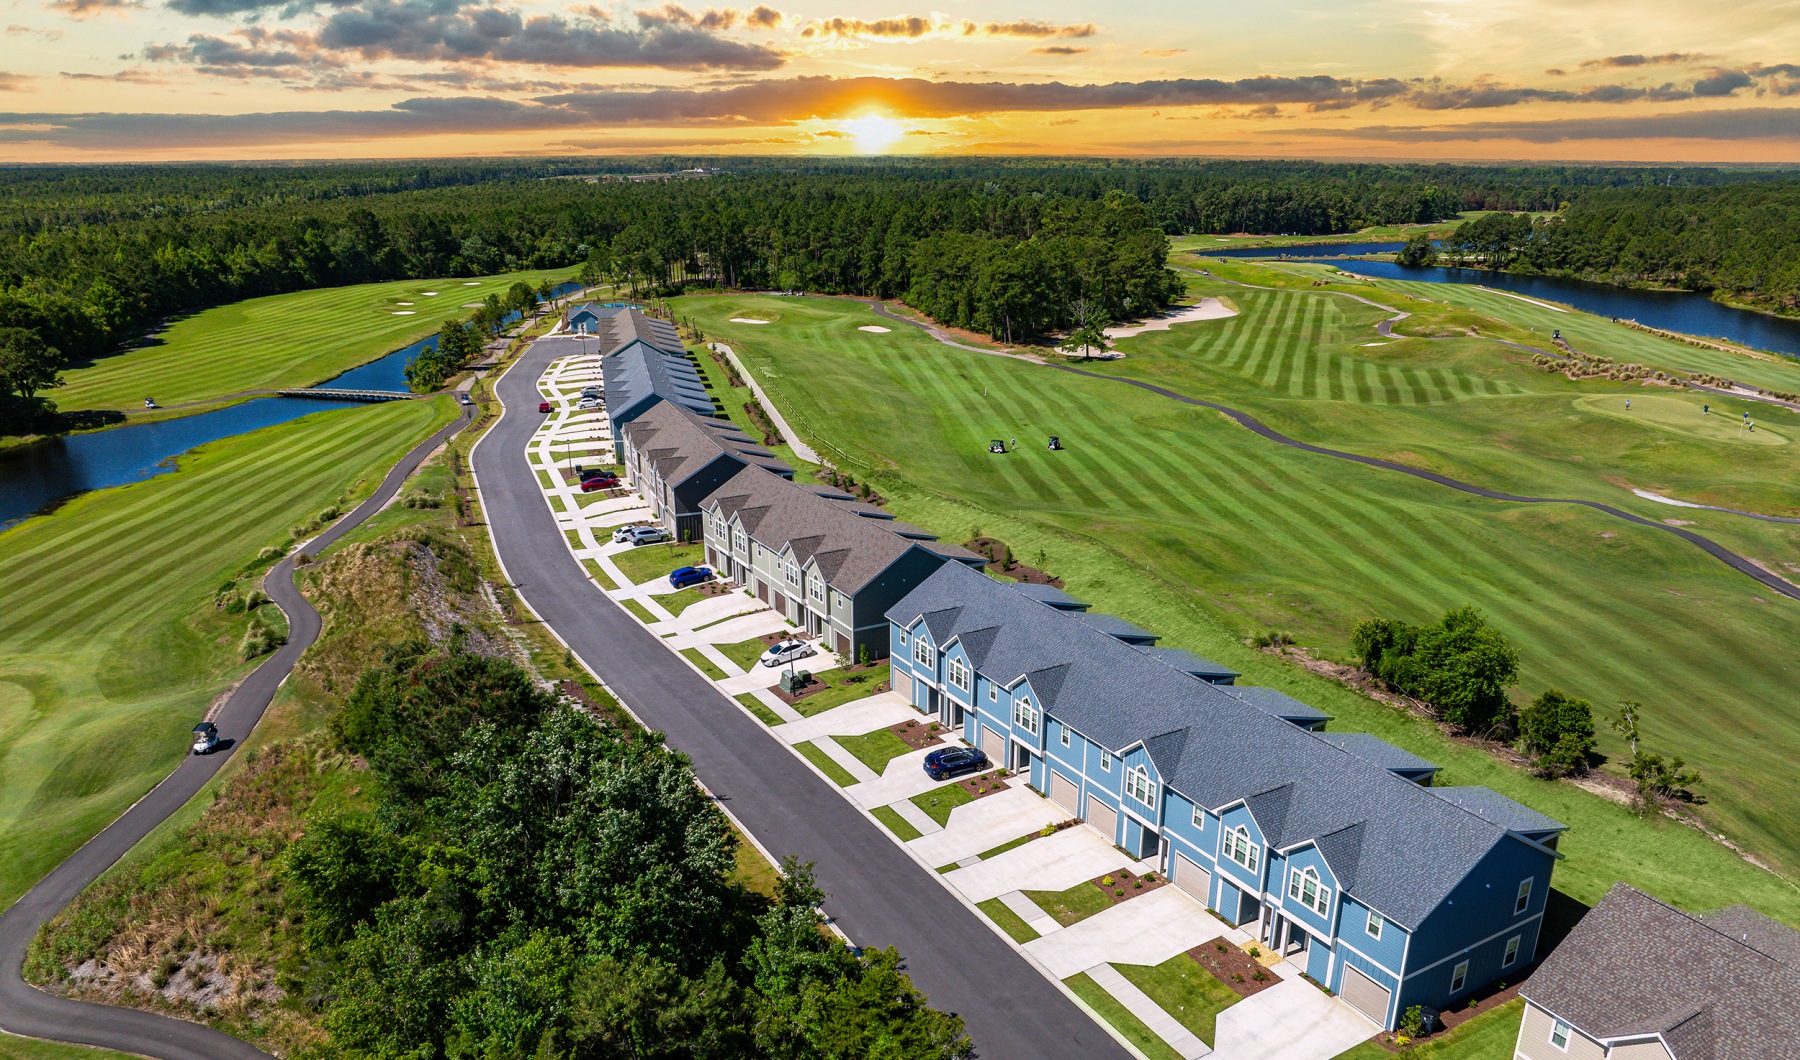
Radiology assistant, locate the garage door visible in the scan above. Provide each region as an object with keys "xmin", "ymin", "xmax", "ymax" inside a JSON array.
[
  {"xmin": 1172, "ymin": 852, "xmax": 1211, "ymax": 906},
  {"xmin": 1339, "ymin": 965, "xmax": 1392, "ymax": 1026},
  {"xmin": 1085, "ymin": 795, "xmax": 1118, "ymax": 844},
  {"xmin": 980, "ymin": 726, "xmax": 1007, "ymax": 765},
  {"xmin": 1048, "ymin": 770, "xmax": 1081, "ymax": 814},
  {"xmin": 891, "ymin": 668, "xmax": 913, "ymax": 701}
]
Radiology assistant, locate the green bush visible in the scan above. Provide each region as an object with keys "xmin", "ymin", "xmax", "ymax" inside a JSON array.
[
  {"xmin": 1518, "ymin": 689, "xmax": 1596, "ymax": 777},
  {"xmin": 1352, "ymin": 606, "xmax": 1519, "ymax": 734}
]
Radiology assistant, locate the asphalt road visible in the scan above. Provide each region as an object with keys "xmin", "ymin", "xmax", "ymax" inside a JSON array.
[
  {"xmin": 0, "ymin": 401, "xmax": 473, "ymax": 1060},
  {"xmin": 472, "ymin": 334, "xmax": 1131, "ymax": 1060}
]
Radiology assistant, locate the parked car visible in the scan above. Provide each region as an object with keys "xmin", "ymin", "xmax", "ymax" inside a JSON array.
[
  {"xmin": 191, "ymin": 721, "xmax": 219, "ymax": 755},
  {"xmin": 538, "ymin": 400, "xmax": 552, "ymax": 413},
  {"xmin": 922, "ymin": 746, "xmax": 989, "ymax": 780},
  {"xmin": 624, "ymin": 525, "xmax": 671, "ymax": 546},
  {"xmin": 668, "ymin": 565, "xmax": 713, "ymax": 589},
  {"xmin": 759, "ymin": 638, "xmax": 817, "ymax": 668},
  {"xmin": 580, "ymin": 475, "xmax": 617, "ymax": 493},
  {"xmin": 576, "ymin": 397, "xmax": 602, "ymax": 411},
  {"xmin": 580, "ymin": 386, "xmax": 601, "ymax": 398},
  {"xmin": 612, "ymin": 523, "xmax": 649, "ymax": 544}
]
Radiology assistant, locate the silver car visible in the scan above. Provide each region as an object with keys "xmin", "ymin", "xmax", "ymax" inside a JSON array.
[
  {"xmin": 759, "ymin": 638, "xmax": 817, "ymax": 668},
  {"xmin": 576, "ymin": 397, "xmax": 602, "ymax": 411},
  {"xmin": 625, "ymin": 525, "xmax": 670, "ymax": 546}
]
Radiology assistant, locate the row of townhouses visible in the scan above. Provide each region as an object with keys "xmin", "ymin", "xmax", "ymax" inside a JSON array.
[
  {"xmin": 617, "ymin": 402, "xmax": 792, "ymax": 541},
  {"xmin": 886, "ymin": 561, "xmax": 1567, "ymax": 1030}
]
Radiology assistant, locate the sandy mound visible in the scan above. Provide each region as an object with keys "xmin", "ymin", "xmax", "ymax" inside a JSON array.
[
  {"xmin": 392, "ymin": 310, "xmax": 417, "ymax": 315},
  {"xmin": 858, "ymin": 325, "xmax": 892, "ymax": 333},
  {"xmin": 1104, "ymin": 298, "xmax": 1237, "ymax": 339},
  {"xmin": 730, "ymin": 317, "xmax": 771, "ymax": 324}
]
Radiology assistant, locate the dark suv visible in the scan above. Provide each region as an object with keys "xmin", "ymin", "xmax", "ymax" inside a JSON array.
[{"xmin": 922, "ymin": 746, "xmax": 989, "ymax": 781}]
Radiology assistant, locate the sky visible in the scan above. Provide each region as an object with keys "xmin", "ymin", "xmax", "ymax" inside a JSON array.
[{"xmin": 3, "ymin": 0, "xmax": 1800, "ymax": 161}]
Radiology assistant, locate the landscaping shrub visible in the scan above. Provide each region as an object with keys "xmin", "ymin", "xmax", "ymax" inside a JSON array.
[
  {"xmin": 1518, "ymin": 689, "xmax": 1597, "ymax": 777},
  {"xmin": 1352, "ymin": 606, "xmax": 1520, "ymax": 734}
]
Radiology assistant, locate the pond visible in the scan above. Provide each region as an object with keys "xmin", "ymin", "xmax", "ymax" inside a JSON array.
[{"xmin": 1194, "ymin": 242, "xmax": 1800, "ymax": 359}]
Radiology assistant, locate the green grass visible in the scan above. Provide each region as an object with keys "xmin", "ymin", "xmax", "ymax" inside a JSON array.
[
  {"xmin": 734, "ymin": 691, "xmax": 784, "ymax": 726},
  {"xmin": 677, "ymin": 291, "xmax": 1800, "ymax": 917},
  {"xmin": 1024, "ymin": 881, "xmax": 1114, "ymax": 927},
  {"xmin": 1064, "ymin": 971, "xmax": 1185, "ymax": 1060},
  {"xmin": 975, "ymin": 829, "xmax": 1048, "ymax": 861},
  {"xmin": 583, "ymin": 558, "xmax": 623, "ymax": 590},
  {"xmin": 1114, "ymin": 956, "xmax": 1241, "ymax": 1046},
  {"xmin": 611, "ymin": 542, "xmax": 703, "ymax": 585},
  {"xmin": 833, "ymin": 727, "xmax": 913, "ymax": 775},
  {"xmin": 0, "ymin": 397, "xmax": 455, "ymax": 910},
  {"xmin": 870, "ymin": 804, "xmax": 922, "ymax": 840},
  {"xmin": 1332, "ymin": 998, "xmax": 1523, "ymax": 1060},
  {"xmin": 910, "ymin": 782, "xmax": 975, "ymax": 827},
  {"xmin": 789, "ymin": 663, "xmax": 891, "ymax": 717},
  {"xmin": 976, "ymin": 897, "xmax": 1040, "ymax": 943},
  {"xmin": 795, "ymin": 740, "xmax": 857, "ymax": 787},
  {"xmin": 0, "ymin": 1036, "xmax": 143, "ymax": 1060},
  {"xmin": 619, "ymin": 597, "xmax": 658, "ymax": 623},
  {"xmin": 718, "ymin": 635, "xmax": 776, "ymax": 671},
  {"xmin": 1572, "ymin": 394, "xmax": 1788, "ymax": 445},
  {"xmin": 58, "ymin": 268, "xmax": 576, "ymax": 414},
  {"xmin": 656, "ymin": 586, "xmax": 712, "ymax": 619},
  {"xmin": 679, "ymin": 647, "xmax": 729, "ymax": 681}
]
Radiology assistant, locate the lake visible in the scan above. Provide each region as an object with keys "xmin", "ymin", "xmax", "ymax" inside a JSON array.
[{"xmin": 1195, "ymin": 242, "xmax": 1800, "ymax": 359}]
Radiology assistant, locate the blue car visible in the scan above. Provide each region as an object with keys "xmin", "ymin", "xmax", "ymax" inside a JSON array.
[
  {"xmin": 668, "ymin": 565, "xmax": 713, "ymax": 589},
  {"xmin": 922, "ymin": 746, "xmax": 989, "ymax": 781}
]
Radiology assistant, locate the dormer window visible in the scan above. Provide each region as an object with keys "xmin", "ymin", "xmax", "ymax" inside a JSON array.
[
  {"xmin": 946, "ymin": 657, "xmax": 971, "ymax": 692},
  {"xmin": 912, "ymin": 638, "xmax": 934, "ymax": 668},
  {"xmin": 1013, "ymin": 696, "xmax": 1038, "ymax": 735},
  {"xmin": 1287, "ymin": 866, "xmax": 1329, "ymax": 916},
  {"xmin": 1223, "ymin": 826, "xmax": 1260, "ymax": 872},
  {"xmin": 1126, "ymin": 765, "xmax": 1154, "ymax": 808},
  {"xmin": 784, "ymin": 559, "xmax": 799, "ymax": 585},
  {"xmin": 808, "ymin": 573, "xmax": 826, "ymax": 603}
]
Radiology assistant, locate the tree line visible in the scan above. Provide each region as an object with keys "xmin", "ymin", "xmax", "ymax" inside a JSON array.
[{"xmin": 286, "ymin": 643, "xmax": 972, "ymax": 1060}]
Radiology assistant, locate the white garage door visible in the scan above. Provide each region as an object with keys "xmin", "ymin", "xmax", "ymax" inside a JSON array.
[
  {"xmin": 1340, "ymin": 965, "xmax": 1392, "ymax": 1026},
  {"xmin": 1085, "ymin": 795, "xmax": 1118, "ymax": 843},
  {"xmin": 980, "ymin": 725, "xmax": 1007, "ymax": 765},
  {"xmin": 1048, "ymin": 770, "xmax": 1081, "ymax": 814},
  {"xmin": 1172, "ymin": 852, "xmax": 1211, "ymax": 906}
]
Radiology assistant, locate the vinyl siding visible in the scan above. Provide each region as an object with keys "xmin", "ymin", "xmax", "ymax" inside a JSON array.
[{"xmin": 1516, "ymin": 1002, "xmax": 1605, "ymax": 1060}]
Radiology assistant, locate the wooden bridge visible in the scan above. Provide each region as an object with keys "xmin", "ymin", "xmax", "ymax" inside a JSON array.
[{"xmin": 279, "ymin": 388, "xmax": 416, "ymax": 402}]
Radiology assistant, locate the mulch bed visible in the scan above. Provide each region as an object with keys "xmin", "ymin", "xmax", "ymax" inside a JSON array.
[
  {"xmin": 955, "ymin": 769, "xmax": 1013, "ymax": 801},
  {"xmin": 1187, "ymin": 939, "xmax": 1280, "ymax": 999},
  {"xmin": 769, "ymin": 672, "xmax": 889, "ymax": 706},
  {"xmin": 965, "ymin": 536, "xmax": 1062, "ymax": 587},
  {"xmin": 889, "ymin": 717, "xmax": 947, "ymax": 750},
  {"xmin": 1364, "ymin": 974, "xmax": 1529, "ymax": 1052},
  {"xmin": 1086, "ymin": 866, "xmax": 1169, "ymax": 908}
]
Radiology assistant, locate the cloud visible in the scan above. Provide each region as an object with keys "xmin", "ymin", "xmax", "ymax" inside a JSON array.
[
  {"xmin": 1317, "ymin": 108, "xmax": 1800, "ymax": 143},
  {"xmin": 743, "ymin": 3, "xmax": 779, "ymax": 28},
  {"xmin": 1692, "ymin": 68, "xmax": 1753, "ymax": 96},
  {"xmin": 632, "ymin": 3, "xmax": 743, "ymax": 29},
  {"xmin": 46, "ymin": 0, "xmax": 141, "ymax": 18},
  {"xmin": 798, "ymin": 15, "xmax": 1094, "ymax": 41},
  {"xmin": 1578, "ymin": 52, "xmax": 1706, "ymax": 70},
  {"xmin": 1141, "ymin": 48, "xmax": 1184, "ymax": 58},
  {"xmin": 0, "ymin": 72, "xmax": 32, "ymax": 91},
  {"xmin": 144, "ymin": 31, "xmax": 316, "ymax": 70},
  {"xmin": 1030, "ymin": 45, "xmax": 1086, "ymax": 56}
]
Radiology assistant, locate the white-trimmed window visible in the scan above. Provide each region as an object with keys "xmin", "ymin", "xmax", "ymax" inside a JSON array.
[
  {"xmin": 1449, "ymin": 960, "xmax": 1469, "ymax": 994},
  {"xmin": 1100, "ymin": 749, "xmax": 1112, "ymax": 771},
  {"xmin": 1503, "ymin": 934, "xmax": 1521, "ymax": 968},
  {"xmin": 1060, "ymin": 727, "xmax": 1071, "ymax": 748},
  {"xmin": 1287, "ymin": 866, "xmax": 1329, "ymax": 916},
  {"xmin": 1192, "ymin": 805, "xmax": 1206, "ymax": 830},
  {"xmin": 808, "ymin": 574, "xmax": 826, "ymax": 604},
  {"xmin": 1549, "ymin": 1019, "xmax": 1571, "ymax": 1051},
  {"xmin": 1515, "ymin": 877, "xmax": 1534, "ymax": 915},
  {"xmin": 1013, "ymin": 696, "xmax": 1038, "ymax": 735},
  {"xmin": 733, "ymin": 527, "xmax": 746, "ymax": 552},
  {"xmin": 1366, "ymin": 910, "xmax": 1383, "ymax": 940},
  {"xmin": 1223, "ymin": 826, "xmax": 1259, "ymax": 872},
  {"xmin": 989, "ymin": 685, "xmax": 998, "ymax": 702},
  {"xmin": 912, "ymin": 638, "xmax": 934, "ymax": 668},
  {"xmin": 898, "ymin": 630, "xmax": 909, "ymax": 647},
  {"xmin": 784, "ymin": 559, "xmax": 800, "ymax": 585},
  {"xmin": 1126, "ymin": 766, "xmax": 1154, "ymax": 807},
  {"xmin": 946, "ymin": 657, "xmax": 971, "ymax": 692}
]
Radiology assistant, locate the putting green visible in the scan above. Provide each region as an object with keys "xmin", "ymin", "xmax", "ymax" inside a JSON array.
[{"xmin": 1574, "ymin": 394, "xmax": 1787, "ymax": 445}]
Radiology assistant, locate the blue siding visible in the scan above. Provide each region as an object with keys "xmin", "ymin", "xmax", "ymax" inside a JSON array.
[
  {"xmin": 1272, "ymin": 845, "xmax": 1337, "ymax": 940},
  {"xmin": 1306, "ymin": 938, "xmax": 1332, "ymax": 982},
  {"xmin": 1395, "ymin": 837, "xmax": 1554, "ymax": 1018},
  {"xmin": 1337, "ymin": 894, "xmax": 1408, "ymax": 974},
  {"xmin": 1215, "ymin": 804, "xmax": 1267, "ymax": 895},
  {"xmin": 1334, "ymin": 947, "xmax": 1402, "ymax": 1027}
]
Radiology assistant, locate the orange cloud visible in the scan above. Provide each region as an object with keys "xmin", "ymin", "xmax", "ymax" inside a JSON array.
[{"xmin": 799, "ymin": 15, "xmax": 1095, "ymax": 41}]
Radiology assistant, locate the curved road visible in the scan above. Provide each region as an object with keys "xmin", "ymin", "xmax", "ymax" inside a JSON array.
[
  {"xmin": 0, "ymin": 402, "xmax": 474, "ymax": 1060},
  {"xmin": 472, "ymin": 334, "xmax": 1132, "ymax": 1060},
  {"xmin": 863, "ymin": 300, "xmax": 1800, "ymax": 602}
]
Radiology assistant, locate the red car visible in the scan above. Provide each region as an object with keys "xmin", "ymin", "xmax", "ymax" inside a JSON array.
[
  {"xmin": 538, "ymin": 401, "xmax": 552, "ymax": 413},
  {"xmin": 580, "ymin": 475, "xmax": 618, "ymax": 493}
]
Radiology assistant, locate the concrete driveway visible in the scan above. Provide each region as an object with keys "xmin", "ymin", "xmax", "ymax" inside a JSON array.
[
  {"xmin": 1025, "ymin": 886, "xmax": 1230, "ymax": 979},
  {"xmin": 1211, "ymin": 977, "xmax": 1377, "ymax": 1060},
  {"xmin": 908, "ymin": 786, "xmax": 1067, "ymax": 866},
  {"xmin": 945, "ymin": 826, "xmax": 1134, "ymax": 903}
]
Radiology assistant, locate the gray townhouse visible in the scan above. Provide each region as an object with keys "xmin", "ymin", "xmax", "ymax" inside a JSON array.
[
  {"xmin": 887, "ymin": 561, "xmax": 1566, "ymax": 1031},
  {"xmin": 1515, "ymin": 882, "xmax": 1800, "ymax": 1060},
  {"xmin": 561, "ymin": 303, "xmax": 719, "ymax": 452},
  {"xmin": 699, "ymin": 464, "xmax": 983, "ymax": 660},
  {"xmin": 617, "ymin": 403, "xmax": 791, "ymax": 540}
]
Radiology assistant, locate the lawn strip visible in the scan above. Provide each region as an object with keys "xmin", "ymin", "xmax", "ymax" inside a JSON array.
[
  {"xmin": 678, "ymin": 647, "xmax": 728, "ymax": 681},
  {"xmin": 786, "ymin": 663, "xmax": 891, "ymax": 717},
  {"xmin": 870, "ymin": 805, "xmax": 923, "ymax": 841},
  {"xmin": 718, "ymin": 635, "xmax": 776, "ymax": 671},
  {"xmin": 1023, "ymin": 881, "xmax": 1114, "ymax": 928},
  {"xmin": 794, "ymin": 740, "xmax": 857, "ymax": 787},
  {"xmin": 1063, "ymin": 972, "xmax": 1185, "ymax": 1060},
  {"xmin": 976, "ymin": 897, "xmax": 1040, "ymax": 943},
  {"xmin": 1335, "ymin": 997, "xmax": 1524, "ymax": 1060},
  {"xmin": 611, "ymin": 542, "xmax": 703, "ymax": 585},
  {"xmin": 910, "ymin": 782, "xmax": 975, "ymax": 827},
  {"xmin": 733, "ymin": 692, "xmax": 784, "ymax": 726},
  {"xmin": 582, "ymin": 559, "xmax": 622, "ymax": 590},
  {"xmin": 975, "ymin": 830, "xmax": 1048, "ymax": 861},
  {"xmin": 619, "ymin": 597, "xmax": 658, "ymax": 623},
  {"xmin": 1114, "ymin": 955, "xmax": 1240, "ymax": 1046},
  {"xmin": 833, "ymin": 728, "xmax": 913, "ymax": 775}
]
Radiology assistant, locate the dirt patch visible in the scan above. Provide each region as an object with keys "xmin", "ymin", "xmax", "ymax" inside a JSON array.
[
  {"xmin": 1663, "ymin": 518, "xmax": 1696, "ymax": 526},
  {"xmin": 965, "ymin": 536, "xmax": 1062, "ymax": 586},
  {"xmin": 890, "ymin": 717, "xmax": 947, "ymax": 750},
  {"xmin": 1187, "ymin": 938, "xmax": 1279, "ymax": 998},
  {"xmin": 1087, "ymin": 866, "xmax": 1168, "ymax": 907}
]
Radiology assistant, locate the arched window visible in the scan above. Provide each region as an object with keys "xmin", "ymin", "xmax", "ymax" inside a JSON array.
[
  {"xmin": 1223, "ymin": 825, "xmax": 1260, "ymax": 872},
  {"xmin": 1288, "ymin": 865, "xmax": 1330, "ymax": 915}
]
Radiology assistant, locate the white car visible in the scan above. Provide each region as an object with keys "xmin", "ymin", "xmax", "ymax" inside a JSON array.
[
  {"xmin": 576, "ymin": 397, "xmax": 602, "ymax": 411},
  {"xmin": 623, "ymin": 525, "xmax": 670, "ymax": 546},
  {"xmin": 759, "ymin": 638, "xmax": 817, "ymax": 668}
]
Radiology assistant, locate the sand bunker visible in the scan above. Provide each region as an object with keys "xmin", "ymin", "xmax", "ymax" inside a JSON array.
[
  {"xmin": 421, "ymin": 291, "xmax": 438, "ymax": 296},
  {"xmin": 858, "ymin": 325, "xmax": 892, "ymax": 333},
  {"xmin": 1104, "ymin": 298, "xmax": 1237, "ymax": 339},
  {"xmin": 462, "ymin": 303, "xmax": 484, "ymax": 308},
  {"xmin": 392, "ymin": 310, "xmax": 417, "ymax": 315},
  {"xmin": 395, "ymin": 301, "xmax": 414, "ymax": 306},
  {"xmin": 463, "ymin": 281, "xmax": 481, "ymax": 286},
  {"xmin": 730, "ymin": 317, "xmax": 771, "ymax": 324}
]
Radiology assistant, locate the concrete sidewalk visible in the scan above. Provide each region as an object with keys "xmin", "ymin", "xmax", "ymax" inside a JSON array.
[
  {"xmin": 945, "ymin": 826, "xmax": 1133, "ymax": 902},
  {"xmin": 1085, "ymin": 963, "xmax": 1212, "ymax": 1059},
  {"xmin": 1025, "ymin": 887, "xmax": 1231, "ymax": 979}
]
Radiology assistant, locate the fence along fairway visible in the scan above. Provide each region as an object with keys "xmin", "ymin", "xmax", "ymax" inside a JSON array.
[
  {"xmin": 0, "ymin": 397, "xmax": 454, "ymax": 909},
  {"xmin": 678, "ymin": 293, "xmax": 1800, "ymax": 907},
  {"xmin": 56, "ymin": 268, "xmax": 575, "ymax": 414}
]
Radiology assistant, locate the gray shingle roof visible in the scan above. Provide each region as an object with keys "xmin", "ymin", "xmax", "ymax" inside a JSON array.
[
  {"xmin": 566, "ymin": 304, "xmax": 685, "ymax": 355},
  {"xmin": 1219, "ymin": 686, "xmax": 1332, "ymax": 726},
  {"xmin": 1428, "ymin": 786, "xmax": 1564, "ymax": 836},
  {"xmin": 1008, "ymin": 584, "xmax": 1089, "ymax": 611},
  {"xmin": 703, "ymin": 465, "xmax": 981, "ymax": 595},
  {"xmin": 1524, "ymin": 883, "xmax": 1800, "ymax": 1059},
  {"xmin": 1316, "ymin": 733, "xmax": 1439, "ymax": 777},
  {"xmin": 1074, "ymin": 611, "xmax": 1160, "ymax": 644},
  {"xmin": 603, "ymin": 339, "xmax": 715, "ymax": 422},
  {"xmin": 1142, "ymin": 647, "xmax": 1239, "ymax": 682},
  {"xmin": 620, "ymin": 403, "xmax": 790, "ymax": 490},
  {"xmin": 885, "ymin": 562, "xmax": 1567, "ymax": 929}
]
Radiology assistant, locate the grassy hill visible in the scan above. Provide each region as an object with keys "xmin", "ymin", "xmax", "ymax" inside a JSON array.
[
  {"xmin": 54, "ymin": 268, "xmax": 575, "ymax": 415},
  {"xmin": 674, "ymin": 290, "xmax": 1800, "ymax": 920}
]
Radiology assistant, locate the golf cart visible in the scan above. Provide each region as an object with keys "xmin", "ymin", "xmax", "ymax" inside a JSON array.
[
  {"xmin": 988, "ymin": 439, "xmax": 1007, "ymax": 454},
  {"xmin": 191, "ymin": 721, "xmax": 219, "ymax": 755},
  {"xmin": 1048, "ymin": 435, "xmax": 1063, "ymax": 451}
]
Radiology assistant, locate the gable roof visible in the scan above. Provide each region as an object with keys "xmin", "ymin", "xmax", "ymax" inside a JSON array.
[
  {"xmin": 1524, "ymin": 883, "xmax": 1800, "ymax": 1059},
  {"xmin": 703, "ymin": 464, "xmax": 981, "ymax": 595},
  {"xmin": 565, "ymin": 304, "xmax": 684, "ymax": 356},
  {"xmin": 600, "ymin": 328, "xmax": 714, "ymax": 423},
  {"xmin": 884, "ymin": 562, "xmax": 1566, "ymax": 929},
  {"xmin": 619, "ymin": 403, "xmax": 790, "ymax": 489},
  {"xmin": 1316, "ymin": 733, "xmax": 1439, "ymax": 778},
  {"xmin": 1219, "ymin": 686, "xmax": 1332, "ymax": 726}
]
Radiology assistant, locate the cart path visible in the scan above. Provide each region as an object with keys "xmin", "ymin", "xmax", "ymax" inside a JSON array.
[
  {"xmin": 0, "ymin": 401, "xmax": 475, "ymax": 1060},
  {"xmin": 861, "ymin": 297, "xmax": 1800, "ymax": 603}
]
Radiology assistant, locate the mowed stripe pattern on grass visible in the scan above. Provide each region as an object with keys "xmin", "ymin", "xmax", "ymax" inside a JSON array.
[
  {"xmin": 58, "ymin": 270, "xmax": 574, "ymax": 413},
  {"xmin": 687, "ymin": 294, "xmax": 1800, "ymax": 891},
  {"xmin": 0, "ymin": 397, "xmax": 454, "ymax": 908}
]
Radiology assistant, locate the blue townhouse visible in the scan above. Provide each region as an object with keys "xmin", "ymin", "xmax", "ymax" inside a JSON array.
[{"xmin": 886, "ymin": 562, "xmax": 1566, "ymax": 1030}]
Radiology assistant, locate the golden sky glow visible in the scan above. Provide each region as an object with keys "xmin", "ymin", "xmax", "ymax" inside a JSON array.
[{"xmin": 2, "ymin": 0, "xmax": 1799, "ymax": 161}]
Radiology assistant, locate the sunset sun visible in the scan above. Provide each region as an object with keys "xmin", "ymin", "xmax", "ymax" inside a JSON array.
[{"xmin": 839, "ymin": 113, "xmax": 907, "ymax": 154}]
